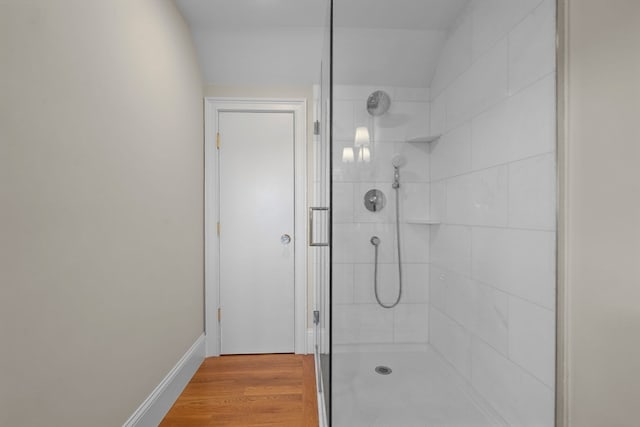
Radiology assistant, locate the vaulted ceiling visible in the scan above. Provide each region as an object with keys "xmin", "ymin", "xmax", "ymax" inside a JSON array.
[{"xmin": 175, "ymin": 0, "xmax": 468, "ymax": 87}]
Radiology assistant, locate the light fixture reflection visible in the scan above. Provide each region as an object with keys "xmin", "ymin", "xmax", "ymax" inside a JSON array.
[
  {"xmin": 354, "ymin": 126, "xmax": 370, "ymax": 147},
  {"xmin": 342, "ymin": 147, "xmax": 354, "ymax": 163},
  {"xmin": 358, "ymin": 146, "xmax": 370, "ymax": 163}
]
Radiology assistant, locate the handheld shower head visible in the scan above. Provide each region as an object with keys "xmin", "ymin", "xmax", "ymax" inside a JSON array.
[
  {"xmin": 391, "ymin": 154, "xmax": 405, "ymax": 189},
  {"xmin": 391, "ymin": 154, "xmax": 406, "ymax": 168}
]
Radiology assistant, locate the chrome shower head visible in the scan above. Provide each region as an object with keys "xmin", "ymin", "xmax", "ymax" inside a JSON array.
[
  {"xmin": 367, "ymin": 90, "xmax": 391, "ymax": 116},
  {"xmin": 370, "ymin": 236, "xmax": 381, "ymax": 246}
]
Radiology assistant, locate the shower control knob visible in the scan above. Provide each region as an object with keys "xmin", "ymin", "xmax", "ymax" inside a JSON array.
[
  {"xmin": 281, "ymin": 234, "xmax": 291, "ymax": 245},
  {"xmin": 364, "ymin": 189, "xmax": 386, "ymax": 212}
]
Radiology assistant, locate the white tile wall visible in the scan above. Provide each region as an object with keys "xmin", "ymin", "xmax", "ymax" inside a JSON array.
[
  {"xmin": 402, "ymin": 263, "xmax": 430, "ymax": 304},
  {"xmin": 470, "ymin": 99, "xmax": 512, "ymax": 170},
  {"xmin": 470, "ymin": 166, "xmax": 509, "ymax": 226},
  {"xmin": 374, "ymin": 102, "xmax": 430, "ymax": 142},
  {"xmin": 445, "ymin": 174, "xmax": 473, "ymax": 223},
  {"xmin": 426, "ymin": 0, "xmax": 556, "ymax": 423},
  {"xmin": 354, "ymin": 263, "xmax": 400, "ymax": 305},
  {"xmin": 400, "ymin": 183, "xmax": 430, "ymax": 222},
  {"xmin": 471, "ymin": 74, "xmax": 556, "ymax": 170},
  {"xmin": 333, "ymin": 304, "xmax": 394, "ymax": 344},
  {"xmin": 430, "ymin": 225, "xmax": 472, "ymax": 275},
  {"xmin": 394, "ymin": 304, "xmax": 429, "ymax": 343},
  {"xmin": 333, "ymin": 263, "xmax": 355, "ymax": 305},
  {"xmin": 505, "ymin": 74, "xmax": 556, "ymax": 160},
  {"xmin": 333, "ymin": 100, "xmax": 356, "ymax": 140},
  {"xmin": 332, "ymin": 84, "xmax": 431, "ymax": 346},
  {"xmin": 445, "ymin": 39, "xmax": 508, "ymax": 130},
  {"xmin": 446, "ymin": 273, "xmax": 510, "ymax": 356},
  {"xmin": 430, "ymin": 308, "xmax": 472, "ymax": 380},
  {"xmin": 401, "ymin": 223, "xmax": 430, "ymax": 263},
  {"xmin": 429, "ymin": 179, "xmax": 447, "ymax": 221},
  {"xmin": 430, "ymin": 94, "xmax": 446, "ymax": 136},
  {"xmin": 354, "ymin": 262, "xmax": 429, "ymax": 306},
  {"xmin": 446, "ymin": 166, "xmax": 509, "ymax": 226},
  {"xmin": 364, "ymin": 143, "xmax": 400, "ymax": 182},
  {"xmin": 508, "ymin": 0, "xmax": 556, "ymax": 95},
  {"xmin": 430, "ymin": 8, "xmax": 473, "ymax": 98},
  {"xmin": 508, "ymin": 153, "xmax": 556, "ymax": 230},
  {"xmin": 471, "ymin": 0, "xmax": 545, "ymax": 60},
  {"xmin": 428, "ymin": 265, "xmax": 448, "ymax": 312},
  {"xmin": 430, "ymin": 123, "xmax": 472, "ymax": 181},
  {"xmin": 472, "ymin": 227, "xmax": 555, "ymax": 309},
  {"xmin": 471, "ymin": 338, "xmax": 554, "ymax": 427},
  {"xmin": 396, "ymin": 142, "xmax": 431, "ymax": 182},
  {"xmin": 443, "ymin": 271, "xmax": 479, "ymax": 329},
  {"xmin": 395, "ymin": 87, "xmax": 430, "ymax": 102},
  {"xmin": 333, "ymin": 223, "xmax": 396, "ymax": 264},
  {"xmin": 508, "ymin": 296, "xmax": 555, "ymax": 387},
  {"xmin": 333, "ymin": 182, "xmax": 355, "ymax": 223},
  {"xmin": 474, "ymin": 283, "xmax": 510, "ymax": 356}
]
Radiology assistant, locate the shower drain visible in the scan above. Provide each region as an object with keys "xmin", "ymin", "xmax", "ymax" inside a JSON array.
[{"xmin": 374, "ymin": 365, "xmax": 392, "ymax": 375}]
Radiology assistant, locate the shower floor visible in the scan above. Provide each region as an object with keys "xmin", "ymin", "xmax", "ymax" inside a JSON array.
[{"xmin": 332, "ymin": 346, "xmax": 505, "ymax": 427}]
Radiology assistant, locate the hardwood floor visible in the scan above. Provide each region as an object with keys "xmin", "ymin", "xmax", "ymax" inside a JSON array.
[{"xmin": 160, "ymin": 354, "xmax": 319, "ymax": 427}]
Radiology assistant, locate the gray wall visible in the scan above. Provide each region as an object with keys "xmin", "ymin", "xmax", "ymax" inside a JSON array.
[
  {"xmin": 0, "ymin": 1, "xmax": 204, "ymax": 425},
  {"xmin": 560, "ymin": 0, "xmax": 640, "ymax": 425}
]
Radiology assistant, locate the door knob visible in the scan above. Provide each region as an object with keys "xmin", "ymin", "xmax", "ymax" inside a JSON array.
[{"xmin": 281, "ymin": 234, "xmax": 292, "ymax": 245}]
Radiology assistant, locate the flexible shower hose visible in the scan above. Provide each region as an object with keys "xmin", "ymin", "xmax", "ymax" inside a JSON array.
[{"xmin": 373, "ymin": 185, "xmax": 402, "ymax": 308}]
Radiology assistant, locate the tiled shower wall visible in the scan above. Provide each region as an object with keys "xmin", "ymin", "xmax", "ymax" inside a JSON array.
[
  {"xmin": 427, "ymin": 0, "xmax": 556, "ymax": 425},
  {"xmin": 332, "ymin": 85, "xmax": 431, "ymax": 347}
]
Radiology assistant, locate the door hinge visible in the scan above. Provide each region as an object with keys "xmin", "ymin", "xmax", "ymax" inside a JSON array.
[
  {"xmin": 313, "ymin": 310, "xmax": 320, "ymax": 325},
  {"xmin": 217, "ymin": 307, "xmax": 221, "ymax": 322},
  {"xmin": 217, "ymin": 222, "xmax": 220, "ymax": 236},
  {"xmin": 216, "ymin": 132, "xmax": 221, "ymax": 149},
  {"xmin": 313, "ymin": 120, "xmax": 320, "ymax": 136}
]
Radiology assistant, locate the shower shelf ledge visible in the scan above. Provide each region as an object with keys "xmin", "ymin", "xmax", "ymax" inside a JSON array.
[
  {"xmin": 405, "ymin": 219, "xmax": 441, "ymax": 225},
  {"xmin": 406, "ymin": 134, "xmax": 441, "ymax": 144}
]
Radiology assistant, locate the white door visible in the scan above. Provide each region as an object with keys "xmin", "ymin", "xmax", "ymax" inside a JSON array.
[{"xmin": 218, "ymin": 111, "xmax": 295, "ymax": 354}]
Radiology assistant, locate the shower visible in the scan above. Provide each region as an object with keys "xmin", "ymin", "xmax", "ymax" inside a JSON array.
[
  {"xmin": 363, "ymin": 90, "xmax": 404, "ymax": 309},
  {"xmin": 371, "ymin": 154, "xmax": 406, "ymax": 309},
  {"xmin": 324, "ymin": 2, "xmax": 557, "ymax": 426}
]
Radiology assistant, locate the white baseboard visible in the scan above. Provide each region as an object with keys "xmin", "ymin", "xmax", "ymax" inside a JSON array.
[{"xmin": 123, "ymin": 333, "xmax": 205, "ymax": 427}]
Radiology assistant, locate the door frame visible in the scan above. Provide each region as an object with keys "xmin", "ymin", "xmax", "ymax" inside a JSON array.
[{"xmin": 204, "ymin": 97, "xmax": 308, "ymax": 356}]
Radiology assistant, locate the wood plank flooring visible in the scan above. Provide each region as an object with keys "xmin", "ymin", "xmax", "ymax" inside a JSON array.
[{"xmin": 160, "ymin": 354, "xmax": 319, "ymax": 427}]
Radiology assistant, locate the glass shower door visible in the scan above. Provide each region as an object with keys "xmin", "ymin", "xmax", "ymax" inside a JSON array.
[
  {"xmin": 330, "ymin": 0, "xmax": 557, "ymax": 426},
  {"xmin": 312, "ymin": 1, "xmax": 332, "ymax": 424}
]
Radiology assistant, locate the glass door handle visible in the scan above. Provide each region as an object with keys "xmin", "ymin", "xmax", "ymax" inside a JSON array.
[{"xmin": 309, "ymin": 207, "xmax": 330, "ymax": 247}]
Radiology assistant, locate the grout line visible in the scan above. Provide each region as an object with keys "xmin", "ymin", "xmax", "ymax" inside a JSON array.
[
  {"xmin": 412, "ymin": 151, "xmax": 556, "ymax": 184},
  {"xmin": 433, "ymin": 221, "xmax": 555, "ymax": 233},
  {"xmin": 429, "ymin": 262, "xmax": 555, "ymax": 313},
  {"xmin": 436, "ymin": 70, "xmax": 554, "ymax": 137},
  {"xmin": 430, "ymin": 305, "xmax": 554, "ymax": 391}
]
